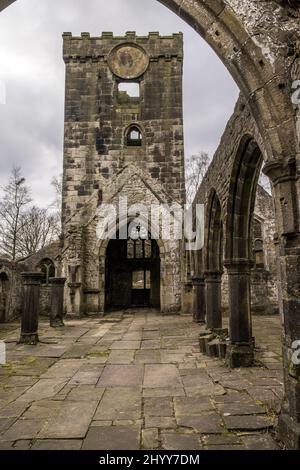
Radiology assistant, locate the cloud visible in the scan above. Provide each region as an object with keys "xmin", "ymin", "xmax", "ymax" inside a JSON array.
[{"xmin": 0, "ymin": 0, "xmax": 239, "ymax": 206}]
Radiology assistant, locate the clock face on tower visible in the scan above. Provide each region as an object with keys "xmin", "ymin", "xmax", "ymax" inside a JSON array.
[{"xmin": 108, "ymin": 43, "xmax": 149, "ymax": 80}]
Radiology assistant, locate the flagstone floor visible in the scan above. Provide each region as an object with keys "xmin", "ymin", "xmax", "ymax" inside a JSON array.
[{"xmin": 0, "ymin": 311, "xmax": 284, "ymax": 450}]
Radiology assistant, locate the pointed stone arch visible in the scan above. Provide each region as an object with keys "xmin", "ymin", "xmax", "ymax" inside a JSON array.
[
  {"xmin": 204, "ymin": 189, "xmax": 224, "ymax": 330},
  {"xmin": 225, "ymin": 136, "xmax": 263, "ymax": 262}
]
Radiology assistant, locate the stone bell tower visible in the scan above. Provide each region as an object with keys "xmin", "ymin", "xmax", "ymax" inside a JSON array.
[{"xmin": 62, "ymin": 31, "xmax": 185, "ymax": 315}]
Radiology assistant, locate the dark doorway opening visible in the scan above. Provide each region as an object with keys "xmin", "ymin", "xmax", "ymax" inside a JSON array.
[{"xmin": 105, "ymin": 232, "xmax": 160, "ymax": 310}]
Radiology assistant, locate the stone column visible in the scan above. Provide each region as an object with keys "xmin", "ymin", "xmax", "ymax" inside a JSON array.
[
  {"xmin": 224, "ymin": 260, "xmax": 254, "ymax": 367},
  {"xmin": 277, "ymin": 235, "xmax": 300, "ymax": 449},
  {"xmin": 19, "ymin": 272, "xmax": 43, "ymax": 345},
  {"xmin": 204, "ymin": 271, "xmax": 222, "ymax": 330},
  {"xmin": 49, "ymin": 277, "xmax": 66, "ymax": 328},
  {"xmin": 263, "ymin": 158, "xmax": 300, "ymax": 449},
  {"xmin": 192, "ymin": 277, "xmax": 206, "ymax": 323}
]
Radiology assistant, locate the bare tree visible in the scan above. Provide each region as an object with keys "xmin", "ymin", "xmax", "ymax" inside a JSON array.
[
  {"xmin": 18, "ymin": 207, "xmax": 60, "ymax": 258},
  {"xmin": 185, "ymin": 151, "xmax": 210, "ymax": 205},
  {"xmin": 0, "ymin": 167, "xmax": 32, "ymax": 260},
  {"xmin": 50, "ymin": 174, "xmax": 62, "ymax": 233},
  {"xmin": 51, "ymin": 174, "xmax": 62, "ymax": 213}
]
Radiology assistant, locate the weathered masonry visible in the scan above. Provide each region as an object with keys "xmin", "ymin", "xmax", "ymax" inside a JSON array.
[
  {"xmin": 61, "ymin": 32, "xmax": 185, "ymax": 315},
  {"xmin": 192, "ymin": 96, "xmax": 279, "ymax": 323},
  {"xmin": 0, "ymin": 0, "xmax": 300, "ymax": 450}
]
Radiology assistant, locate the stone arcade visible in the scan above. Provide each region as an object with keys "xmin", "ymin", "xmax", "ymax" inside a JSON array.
[{"xmin": 0, "ymin": 0, "xmax": 300, "ymax": 450}]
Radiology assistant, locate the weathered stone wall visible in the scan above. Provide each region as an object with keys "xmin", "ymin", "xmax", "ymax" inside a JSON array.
[
  {"xmin": 195, "ymin": 96, "xmax": 264, "ymax": 208},
  {"xmin": 0, "ymin": 259, "xmax": 23, "ymax": 322},
  {"xmin": 62, "ymin": 32, "xmax": 184, "ymax": 225},
  {"xmin": 194, "ymin": 95, "xmax": 279, "ymax": 315},
  {"xmin": 17, "ymin": 241, "xmax": 62, "ymax": 317},
  {"xmin": 21, "ymin": 241, "xmax": 62, "ymax": 274},
  {"xmin": 38, "ymin": 286, "xmax": 52, "ymax": 317},
  {"xmin": 220, "ymin": 185, "xmax": 279, "ymax": 315},
  {"xmin": 0, "ymin": 242, "xmax": 64, "ymax": 322}
]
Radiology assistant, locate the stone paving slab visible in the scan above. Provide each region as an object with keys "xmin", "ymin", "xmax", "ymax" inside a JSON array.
[
  {"xmin": 2, "ymin": 357, "xmax": 56, "ymax": 377},
  {"xmin": 145, "ymin": 417, "xmax": 177, "ymax": 429},
  {"xmin": 174, "ymin": 396, "xmax": 214, "ymax": 415},
  {"xmin": 97, "ymin": 365, "xmax": 144, "ymax": 387},
  {"xmin": 0, "ymin": 402, "xmax": 29, "ymax": 418},
  {"xmin": 135, "ymin": 350, "xmax": 160, "ymax": 364},
  {"xmin": 241, "ymin": 433, "xmax": 279, "ymax": 450},
  {"xmin": 141, "ymin": 428, "xmax": 159, "ymax": 449},
  {"xmin": 41, "ymin": 359, "xmax": 85, "ymax": 379},
  {"xmin": 22, "ymin": 401, "xmax": 61, "ymax": 419},
  {"xmin": 16, "ymin": 378, "xmax": 68, "ymax": 402},
  {"xmin": 142, "ymin": 387, "xmax": 185, "ymax": 398},
  {"xmin": 62, "ymin": 344, "xmax": 94, "ymax": 359},
  {"xmin": 144, "ymin": 364, "xmax": 182, "ymax": 388},
  {"xmin": 0, "ymin": 418, "xmax": 16, "ymax": 434},
  {"xmin": 177, "ymin": 413, "xmax": 224, "ymax": 434},
  {"xmin": 110, "ymin": 341, "xmax": 141, "ymax": 350},
  {"xmin": 202, "ymin": 434, "xmax": 242, "ymax": 446},
  {"xmin": 38, "ymin": 402, "xmax": 98, "ymax": 439},
  {"xmin": 82, "ymin": 425, "xmax": 141, "ymax": 450},
  {"xmin": 0, "ymin": 376, "xmax": 39, "ymax": 388},
  {"xmin": 107, "ymin": 350, "xmax": 135, "ymax": 364},
  {"xmin": 223, "ymin": 414, "xmax": 274, "ymax": 431},
  {"xmin": 66, "ymin": 385, "xmax": 105, "ymax": 402},
  {"xmin": 69, "ymin": 366, "xmax": 104, "ymax": 385},
  {"xmin": 162, "ymin": 432, "xmax": 202, "ymax": 450},
  {"xmin": 1, "ymin": 419, "xmax": 44, "ymax": 441},
  {"xmin": 94, "ymin": 387, "xmax": 141, "ymax": 421},
  {"xmin": 216, "ymin": 402, "xmax": 266, "ymax": 416},
  {"xmin": 31, "ymin": 439, "xmax": 83, "ymax": 450},
  {"xmin": 0, "ymin": 313, "xmax": 283, "ymax": 450},
  {"xmin": 0, "ymin": 386, "xmax": 32, "ymax": 403},
  {"xmin": 144, "ymin": 397, "xmax": 173, "ymax": 417}
]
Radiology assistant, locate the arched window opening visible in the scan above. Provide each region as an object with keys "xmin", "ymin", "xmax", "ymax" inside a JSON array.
[
  {"xmin": 126, "ymin": 126, "xmax": 142, "ymax": 147},
  {"xmin": 38, "ymin": 259, "xmax": 55, "ymax": 285}
]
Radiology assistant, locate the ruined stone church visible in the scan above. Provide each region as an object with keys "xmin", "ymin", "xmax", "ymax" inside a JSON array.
[
  {"xmin": 1, "ymin": 0, "xmax": 300, "ymax": 451},
  {"xmin": 0, "ymin": 31, "xmax": 277, "ymax": 322}
]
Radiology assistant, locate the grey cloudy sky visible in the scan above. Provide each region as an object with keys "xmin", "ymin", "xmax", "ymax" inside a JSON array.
[{"xmin": 0, "ymin": 0, "xmax": 239, "ymax": 207}]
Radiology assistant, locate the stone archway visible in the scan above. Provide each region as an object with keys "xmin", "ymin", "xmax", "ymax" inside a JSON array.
[
  {"xmin": 105, "ymin": 236, "xmax": 161, "ymax": 311},
  {"xmin": 98, "ymin": 217, "xmax": 170, "ymax": 314},
  {"xmin": 204, "ymin": 189, "xmax": 224, "ymax": 330},
  {"xmin": 224, "ymin": 136, "xmax": 263, "ymax": 368}
]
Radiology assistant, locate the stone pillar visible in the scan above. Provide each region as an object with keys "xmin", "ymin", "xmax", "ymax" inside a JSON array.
[
  {"xmin": 224, "ymin": 260, "xmax": 254, "ymax": 367},
  {"xmin": 19, "ymin": 272, "xmax": 43, "ymax": 345},
  {"xmin": 263, "ymin": 157, "xmax": 300, "ymax": 448},
  {"xmin": 192, "ymin": 277, "xmax": 206, "ymax": 323},
  {"xmin": 49, "ymin": 277, "xmax": 66, "ymax": 327},
  {"xmin": 277, "ymin": 235, "xmax": 300, "ymax": 449},
  {"xmin": 204, "ymin": 271, "xmax": 222, "ymax": 330}
]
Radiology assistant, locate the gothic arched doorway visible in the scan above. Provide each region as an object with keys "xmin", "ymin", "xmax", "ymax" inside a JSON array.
[
  {"xmin": 105, "ymin": 231, "xmax": 160, "ymax": 310},
  {"xmin": 0, "ymin": 272, "xmax": 9, "ymax": 323}
]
